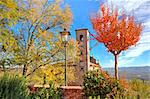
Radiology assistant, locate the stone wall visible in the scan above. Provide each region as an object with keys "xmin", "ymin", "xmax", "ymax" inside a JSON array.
[{"xmin": 61, "ymin": 86, "xmax": 86, "ymax": 99}]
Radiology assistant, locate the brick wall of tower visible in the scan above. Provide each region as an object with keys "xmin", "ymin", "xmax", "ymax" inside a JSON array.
[{"xmin": 75, "ymin": 29, "xmax": 90, "ymax": 85}]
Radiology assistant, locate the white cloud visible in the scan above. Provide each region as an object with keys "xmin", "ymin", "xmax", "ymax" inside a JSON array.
[
  {"xmin": 105, "ymin": 0, "xmax": 150, "ymax": 66},
  {"xmin": 102, "ymin": 59, "xmax": 114, "ymax": 68}
]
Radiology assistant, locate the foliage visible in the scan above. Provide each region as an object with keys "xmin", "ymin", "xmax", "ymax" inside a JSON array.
[
  {"xmin": 0, "ymin": 0, "xmax": 22, "ymax": 72},
  {"xmin": 0, "ymin": 0, "xmax": 79, "ymax": 87},
  {"xmin": 0, "ymin": 0, "xmax": 23, "ymax": 26},
  {"xmin": 27, "ymin": 63, "xmax": 76, "ymax": 86},
  {"xmin": 29, "ymin": 82, "xmax": 62, "ymax": 99},
  {"xmin": 128, "ymin": 79, "xmax": 150, "ymax": 98},
  {"xmin": 91, "ymin": 4, "xmax": 142, "ymax": 79},
  {"xmin": 0, "ymin": 0, "xmax": 78, "ymax": 79},
  {"xmin": 26, "ymin": 37, "xmax": 79, "ymax": 85},
  {"xmin": 113, "ymin": 79, "xmax": 150, "ymax": 99},
  {"xmin": 14, "ymin": 0, "xmax": 73, "ymax": 76},
  {"xmin": 0, "ymin": 74, "xmax": 29, "ymax": 99},
  {"xmin": 83, "ymin": 70, "xmax": 125, "ymax": 98},
  {"xmin": 91, "ymin": 4, "xmax": 142, "ymax": 53}
]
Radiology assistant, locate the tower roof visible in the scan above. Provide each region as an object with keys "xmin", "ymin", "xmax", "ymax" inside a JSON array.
[{"xmin": 75, "ymin": 28, "xmax": 88, "ymax": 31}]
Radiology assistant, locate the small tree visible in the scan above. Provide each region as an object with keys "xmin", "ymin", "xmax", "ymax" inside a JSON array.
[{"xmin": 91, "ymin": 4, "xmax": 142, "ymax": 79}]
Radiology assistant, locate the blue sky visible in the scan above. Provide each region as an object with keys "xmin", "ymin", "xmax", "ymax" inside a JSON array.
[{"xmin": 64, "ymin": 0, "xmax": 150, "ymax": 68}]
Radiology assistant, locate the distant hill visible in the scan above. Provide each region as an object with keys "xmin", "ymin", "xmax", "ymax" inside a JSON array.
[{"xmin": 103, "ymin": 66, "xmax": 150, "ymax": 81}]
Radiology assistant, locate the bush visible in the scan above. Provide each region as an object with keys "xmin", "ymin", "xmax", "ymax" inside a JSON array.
[
  {"xmin": 0, "ymin": 74, "xmax": 29, "ymax": 99},
  {"xmin": 127, "ymin": 79, "xmax": 150, "ymax": 98},
  {"xmin": 114, "ymin": 79, "xmax": 150, "ymax": 99},
  {"xmin": 83, "ymin": 70, "xmax": 125, "ymax": 98},
  {"xmin": 29, "ymin": 82, "xmax": 62, "ymax": 99}
]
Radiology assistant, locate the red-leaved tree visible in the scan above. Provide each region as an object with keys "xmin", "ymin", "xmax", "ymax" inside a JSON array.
[{"xmin": 91, "ymin": 4, "xmax": 142, "ymax": 79}]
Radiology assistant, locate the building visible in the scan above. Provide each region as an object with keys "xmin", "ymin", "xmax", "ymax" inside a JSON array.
[{"xmin": 74, "ymin": 29, "xmax": 100, "ymax": 85}]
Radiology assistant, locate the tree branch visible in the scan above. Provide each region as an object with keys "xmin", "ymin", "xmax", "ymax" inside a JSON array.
[{"xmin": 25, "ymin": 48, "xmax": 61, "ymax": 77}]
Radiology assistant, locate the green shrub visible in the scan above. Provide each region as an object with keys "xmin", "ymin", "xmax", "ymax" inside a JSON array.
[
  {"xmin": 113, "ymin": 79, "xmax": 150, "ymax": 99},
  {"xmin": 83, "ymin": 70, "xmax": 125, "ymax": 98},
  {"xmin": 29, "ymin": 82, "xmax": 62, "ymax": 99},
  {"xmin": 128, "ymin": 79, "xmax": 150, "ymax": 99},
  {"xmin": 0, "ymin": 74, "xmax": 29, "ymax": 99}
]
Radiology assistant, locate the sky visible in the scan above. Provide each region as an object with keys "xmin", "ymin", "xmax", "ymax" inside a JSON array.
[{"xmin": 64, "ymin": 0, "xmax": 150, "ymax": 68}]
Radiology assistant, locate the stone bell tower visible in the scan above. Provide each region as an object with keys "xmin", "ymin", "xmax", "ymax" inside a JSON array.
[{"xmin": 75, "ymin": 29, "xmax": 90, "ymax": 85}]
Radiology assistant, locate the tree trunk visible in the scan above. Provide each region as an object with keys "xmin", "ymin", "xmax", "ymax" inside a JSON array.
[
  {"xmin": 114, "ymin": 54, "xmax": 118, "ymax": 80},
  {"xmin": 2, "ymin": 64, "xmax": 6, "ymax": 73},
  {"xmin": 22, "ymin": 64, "xmax": 27, "ymax": 76},
  {"xmin": 2, "ymin": 60, "xmax": 6, "ymax": 73}
]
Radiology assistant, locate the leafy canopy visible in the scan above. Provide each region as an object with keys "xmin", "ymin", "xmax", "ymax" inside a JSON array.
[{"xmin": 91, "ymin": 4, "xmax": 142, "ymax": 55}]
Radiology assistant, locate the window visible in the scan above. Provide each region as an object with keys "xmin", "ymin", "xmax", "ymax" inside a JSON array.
[
  {"xmin": 80, "ymin": 35, "xmax": 84, "ymax": 41},
  {"xmin": 80, "ymin": 67, "xmax": 84, "ymax": 71},
  {"xmin": 80, "ymin": 58, "xmax": 83, "ymax": 62},
  {"xmin": 80, "ymin": 51, "xmax": 83, "ymax": 62},
  {"xmin": 80, "ymin": 51, "xmax": 83, "ymax": 55}
]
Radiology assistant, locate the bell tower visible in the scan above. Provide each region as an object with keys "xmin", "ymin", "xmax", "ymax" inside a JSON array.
[{"xmin": 75, "ymin": 29, "xmax": 90, "ymax": 85}]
